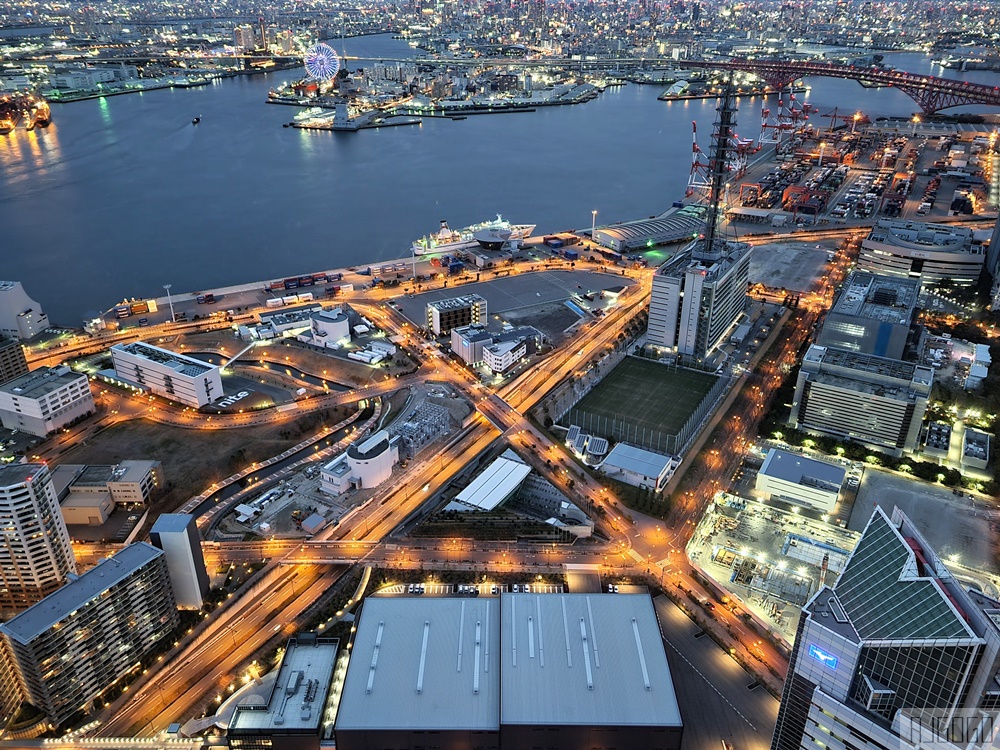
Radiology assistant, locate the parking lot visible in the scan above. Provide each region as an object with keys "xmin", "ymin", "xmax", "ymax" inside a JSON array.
[
  {"xmin": 849, "ymin": 469, "xmax": 999, "ymax": 575},
  {"xmin": 749, "ymin": 241, "xmax": 834, "ymax": 293},
  {"xmin": 391, "ymin": 270, "xmax": 637, "ymax": 331}
]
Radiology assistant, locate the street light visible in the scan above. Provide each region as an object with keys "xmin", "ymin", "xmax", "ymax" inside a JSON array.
[
  {"xmin": 163, "ymin": 284, "xmax": 176, "ymax": 324},
  {"xmin": 591, "ymin": 210, "xmax": 598, "ymax": 242},
  {"xmin": 817, "ymin": 142, "xmax": 827, "ymax": 168}
]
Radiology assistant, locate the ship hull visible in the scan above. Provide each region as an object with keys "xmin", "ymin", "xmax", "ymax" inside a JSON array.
[{"xmin": 413, "ymin": 222, "xmax": 535, "ymax": 255}]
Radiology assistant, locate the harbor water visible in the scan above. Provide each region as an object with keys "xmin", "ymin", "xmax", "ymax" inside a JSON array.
[{"xmin": 0, "ymin": 34, "xmax": 996, "ymax": 325}]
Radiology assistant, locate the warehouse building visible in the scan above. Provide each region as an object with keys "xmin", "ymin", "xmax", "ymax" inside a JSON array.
[
  {"xmin": 111, "ymin": 342, "xmax": 223, "ymax": 407},
  {"xmin": 790, "ymin": 345, "xmax": 933, "ymax": 456},
  {"xmin": 593, "ymin": 209, "xmax": 704, "ymax": 252},
  {"xmin": 755, "ymin": 448, "xmax": 845, "ymax": 513},
  {"xmin": 444, "ymin": 452, "xmax": 532, "ymax": 512},
  {"xmin": 0, "ymin": 365, "xmax": 95, "ymax": 437},
  {"xmin": 334, "ymin": 594, "xmax": 682, "ymax": 750},
  {"xmin": 858, "ymin": 220, "xmax": 983, "ymax": 288},
  {"xmin": 817, "ymin": 272, "xmax": 920, "ymax": 360}
]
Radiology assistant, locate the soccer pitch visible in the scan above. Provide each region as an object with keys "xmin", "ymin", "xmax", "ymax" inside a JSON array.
[{"xmin": 572, "ymin": 358, "xmax": 719, "ymax": 437}]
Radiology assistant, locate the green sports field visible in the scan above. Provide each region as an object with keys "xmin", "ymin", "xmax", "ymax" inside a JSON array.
[{"xmin": 572, "ymin": 358, "xmax": 719, "ymax": 437}]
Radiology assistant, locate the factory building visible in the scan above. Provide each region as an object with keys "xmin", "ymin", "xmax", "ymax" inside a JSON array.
[
  {"xmin": 790, "ymin": 345, "xmax": 932, "ymax": 456},
  {"xmin": 0, "ymin": 336, "xmax": 28, "ymax": 386},
  {"xmin": 755, "ymin": 448, "xmax": 845, "ymax": 513},
  {"xmin": 110, "ymin": 342, "xmax": 223, "ymax": 407},
  {"xmin": 0, "ymin": 543, "xmax": 178, "ymax": 727},
  {"xmin": 426, "ymin": 295, "xmax": 487, "ymax": 335},
  {"xmin": 0, "ymin": 464, "xmax": 76, "ymax": 615},
  {"xmin": 772, "ymin": 506, "xmax": 1000, "ymax": 750},
  {"xmin": 858, "ymin": 220, "xmax": 983, "ymax": 288},
  {"xmin": 0, "ymin": 365, "xmax": 95, "ymax": 437},
  {"xmin": 335, "ymin": 594, "xmax": 682, "ymax": 750},
  {"xmin": 320, "ymin": 430, "xmax": 400, "ymax": 495},
  {"xmin": 817, "ymin": 272, "xmax": 920, "ymax": 360},
  {"xmin": 647, "ymin": 240, "xmax": 753, "ymax": 361},
  {"xmin": 149, "ymin": 513, "xmax": 210, "ymax": 610},
  {"xmin": 0, "ymin": 281, "xmax": 49, "ymax": 341}
]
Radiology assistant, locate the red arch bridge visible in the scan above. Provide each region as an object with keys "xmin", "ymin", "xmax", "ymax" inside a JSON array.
[{"xmin": 683, "ymin": 58, "xmax": 1000, "ymax": 115}]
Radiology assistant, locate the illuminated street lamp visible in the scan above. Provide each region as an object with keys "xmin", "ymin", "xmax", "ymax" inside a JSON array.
[
  {"xmin": 591, "ymin": 210, "xmax": 598, "ymax": 242},
  {"xmin": 817, "ymin": 142, "xmax": 828, "ymax": 168},
  {"xmin": 163, "ymin": 284, "xmax": 176, "ymax": 324}
]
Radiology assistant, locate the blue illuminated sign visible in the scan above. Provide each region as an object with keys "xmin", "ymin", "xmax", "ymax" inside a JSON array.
[{"xmin": 808, "ymin": 644, "xmax": 839, "ymax": 669}]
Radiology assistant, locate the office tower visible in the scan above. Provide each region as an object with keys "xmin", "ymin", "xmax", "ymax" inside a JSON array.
[
  {"xmin": 149, "ymin": 513, "xmax": 209, "ymax": 610},
  {"xmin": 0, "ymin": 464, "xmax": 76, "ymax": 614},
  {"xmin": 0, "ymin": 365, "xmax": 95, "ymax": 436},
  {"xmin": 772, "ymin": 506, "xmax": 1000, "ymax": 750},
  {"xmin": 0, "ymin": 337, "xmax": 28, "ymax": 386},
  {"xmin": 790, "ymin": 345, "xmax": 932, "ymax": 456},
  {"xmin": 858, "ymin": 220, "xmax": 982, "ymax": 288},
  {"xmin": 426, "ymin": 295, "xmax": 488, "ymax": 335},
  {"xmin": 817, "ymin": 272, "xmax": 921, "ymax": 360},
  {"xmin": 647, "ymin": 83, "xmax": 752, "ymax": 361},
  {"xmin": 0, "ymin": 543, "xmax": 178, "ymax": 727}
]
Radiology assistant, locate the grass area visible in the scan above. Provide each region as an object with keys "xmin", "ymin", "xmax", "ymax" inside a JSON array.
[
  {"xmin": 58, "ymin": 406, "xmax": 351, "ymax": 512},
  {"xmin": 572, "ymin": 357, "xmax": 718, "ymax": 437}
]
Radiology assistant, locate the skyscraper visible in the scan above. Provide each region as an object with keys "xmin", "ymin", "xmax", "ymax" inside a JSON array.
[
  {"xmin": 0, "ymin": 464, "xmax": 76, "ymax": 615},
  {"xmin": 0, "ymin": 337, "xmax": 28, "ymax": 386},
  {"xmin": 772, "ymin": 506, "xmax": 1000, "ymax": 750}
]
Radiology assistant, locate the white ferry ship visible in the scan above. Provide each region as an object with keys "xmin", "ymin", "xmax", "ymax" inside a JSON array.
[{"xmin": 412, "ymin": 215, "xmax": 536, "ymax": 255}]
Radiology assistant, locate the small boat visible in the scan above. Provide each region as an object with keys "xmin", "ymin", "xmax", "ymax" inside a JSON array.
[
  {"xmin": 192, "ymin": 116, "xmax": 201, "ymax": 125},
  {"xmin": 451, "ymin": 115, "xmax": 468, "ymax": 120}
]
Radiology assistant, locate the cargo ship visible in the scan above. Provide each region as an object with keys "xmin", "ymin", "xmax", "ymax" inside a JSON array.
[
  {"xmin": 412, "ymin": 215, "xmax": 535, "ymax": 255},
  {"xmin": 0, "ymin": 92, "xmax": 51, "ymax": 134}
]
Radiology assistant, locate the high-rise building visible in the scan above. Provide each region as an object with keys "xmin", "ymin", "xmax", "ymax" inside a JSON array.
[
  {"xmin": 0, "ymin": 337, "xmax": 28, "ymax": 386},
  {"xmin": 858, "ymin": 220, "xmax": 983, "ymax": 288},
  {"xmin": 647, "ymin": 240, "xmax": 753, "ymax": 361},
  {"xmin": 0, "ymin": 464, "xmax": 76, "ymax": 615},
  {"xmin": 233, "ymin": 25, "xmax": 255, "ymax": 52},
  {"xmin": 817, "ymin": 272, "xmax": 920, "ymax": 361},
  {"xmin": 790, "ymin": 345, "xmax": 932, "ymax": 456},
  {"xmin": 772, "ymin": 506, "xmax": 1000, "ymax": 750},
  {"xmin": 0, "ymin": 543, "xmax": 178, "ymax": 727},
  {"xmin": 0, "ymin": 365, "xmax": 95, "ymax": 437},
  {"xmin": 149, "ymin": 513, "xmax": 209, "ymax": 610},
  {"xmin": 0, "ymin": 282, "xmax": 48, "ymax": 341}
]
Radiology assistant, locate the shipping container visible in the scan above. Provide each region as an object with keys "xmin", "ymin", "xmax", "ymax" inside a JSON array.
[
  {"xmin": 430, "ymin": 258, "xmax": 442, "ymax": 267},
  {"xmin": 130, "ymin": 302, "xmax": 149, "ymax": 315},
  {"xmin": 266, "ymin": 298, "xmax": 284, "ymax": 308},
  {"xmin": 297, "ymin": 292, "xmax": 314, "ymax": 302},
  {"xmin": 139, "ymin": 318, "xmax": 150, "ymax": 327},
  {"xmin": 545, "ymin": 237, "xmax": 565, "ymax": 248},
  {"xmin": 196, "ymin": 295, "xmax": 206, "ymax": 304},
  {"xmin": 448, "ymin": 262, "xmax": 464, "ymax": 275},
  {"xmin": 338, "ymin": 283, "xmax": 354, "ymax": 293},
  {"xmin": 270, "ymin": 281, "xmax": 285, "ymax": 291},
  {"xmin": 359, "ymin": 267, "xmax": 372, "ymax": 276},
  {"xmin": 282, "ymin": 295, "xmax": 299, "ymax": 305},
  {"xmin": 298, "ymin": 275, "xmax": 314, "ymax": 287},
  {"xmin": 564, "ymin": 249, "xmax": 579, "ymax": 261},
  {"xmin": 283, "ymin": 278, "xmax": 299, "ymax": 289},
  {"xmin": 204, "ymin": 293, "xmax": 216, "ymax": 304},
  {"xmin": 328, "ymin": 272, "xmax": 344, "ymax": 282},
  {"xmin": 312, "ymin": 273, "xmax": 328, "ymax": 283},
  {"xmin": 114, "ymin": 305, "xmax": 132, "ymax": 319},
  {"xmin": 325, "ymin": 286, "xmax": 339, "ymax": 296}
]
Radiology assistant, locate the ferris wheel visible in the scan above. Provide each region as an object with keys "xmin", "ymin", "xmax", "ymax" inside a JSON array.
[{"xmin": 304, "ymin": 43, "xmax": 341, "ymax": 80}]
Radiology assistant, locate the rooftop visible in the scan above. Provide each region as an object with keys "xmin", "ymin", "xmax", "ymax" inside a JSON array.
[
  {"xmin": 150, "ymin": 513, "xmax": 194, "ymax": 535},
  {"xmin": 450, "ymin": 453, "xmax": 531, "ymax": 512},
  {"xmin": 0, "ymin": 462, "xmax": 47, "ymax": 489},
  {"xmin": 601, "ymin": 443, "xmax": 674, "ymax": 479},
  {"xmin": 74, "ymin": 464, "xmax": 116, "ymax": 487},
  {"xmin": 829, "ymin": 271, "xmax": 920, "ymax": 324},
  {"xmin": 0, "ymin": 542, "xmax": 163, "ymax": 644},
  {"xmin": 804, "ymin": 345, "xmax": 931, "ymax": 386},
  {"xmin": 347, "ymin": 430, "xmax": 397, "ymax": 461},
  {"xmin": 230, "ymin": 636, "xmax": 339, "ymax": 734},
  {"xmin": 427, "ymin": 294, "xmax": 486, "ymax": 312},
  {"xmin": 0, "ymin": 365, "xmax": 86, "ymax": 399},
  {"xmin": 759, "ymin": 449, "xmax": 845, "ymax": 492},
  {"xmin": 500, "ymin": 593, "xmax": 682, "ymax": 728},
  {"xmin": 866, "ymin": 220, "xmax": 976, "ymax": 252},
  {"xmin": 829, "ymin": 507, "xmax": 976, "ymax": 642},
  {"xmin": 596, "ymin": 212, "xmax": 704, "ymax": 244},
  {"xmin": 113, "ymin": 342, "xmax": 216, "ymax": 378},
  {"xmin": 335, "ymin": 596, "xmax": 501, "ymax": 732}
]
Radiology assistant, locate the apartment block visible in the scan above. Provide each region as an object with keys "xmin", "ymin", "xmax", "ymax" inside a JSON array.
[{"xmin": 0, "ymin": 366, "xmax": 95, "ymax": 437}]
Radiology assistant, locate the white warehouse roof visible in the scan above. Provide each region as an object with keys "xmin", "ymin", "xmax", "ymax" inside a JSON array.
[
  {"xmin": 450, "ymin": 454, "xmax": 531, "ymax": 512},
  {"xmin": 335, "ymin": 596, "xmax": 501, "ymax": 732},
  {"xmin": 500, "ymin": 593, "xmax": 682, "ymax": 728},
  {"xmin": 600, "ymin": 443, "xmax": 673, "ymax": 479},
  {"xmin": 759, "ymin": 448, "xmax": 845, "ymax": 490}
]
